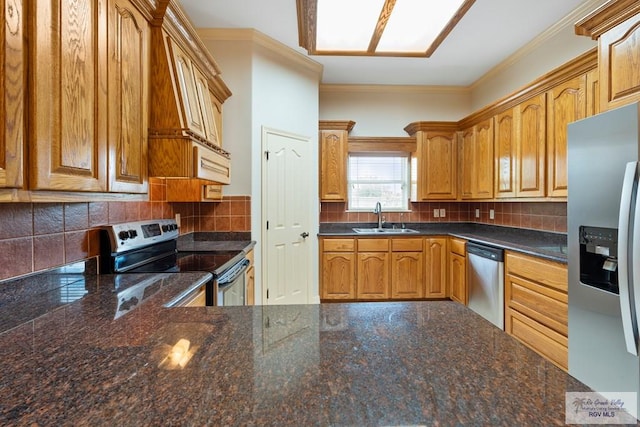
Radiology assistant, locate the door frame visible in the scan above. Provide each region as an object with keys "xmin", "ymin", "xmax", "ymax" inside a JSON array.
[{"xmin": 260, "ymin": 126, "xmax": 318, "ymax": 305}]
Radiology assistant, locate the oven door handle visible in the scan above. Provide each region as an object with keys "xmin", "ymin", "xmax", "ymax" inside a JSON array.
[{"xmin": 217, "ymin": 259, "xmax": 250, "ymax": 285}]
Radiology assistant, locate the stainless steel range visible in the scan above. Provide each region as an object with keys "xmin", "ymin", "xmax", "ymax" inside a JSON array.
[{"xmin": 100, "ymin": 219, "xmax": 249, "ymax": 306}]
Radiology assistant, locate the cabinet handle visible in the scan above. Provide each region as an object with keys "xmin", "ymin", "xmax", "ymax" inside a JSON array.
[{"xmin": 300, "ymin": 232, "xmax": 309, "ymax": 239}]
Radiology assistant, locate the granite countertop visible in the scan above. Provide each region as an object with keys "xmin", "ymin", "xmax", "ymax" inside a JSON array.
[
  {"xmin": 177, "ymin": 232, "xmax": 256, "ymax": 253},
  {"xmin": 0, "ymin": 263, "xmax": 591, "ymax": 425},
  {"xmin": 319, "ymin": 222, "xmax": 568, "ymax": 263}
]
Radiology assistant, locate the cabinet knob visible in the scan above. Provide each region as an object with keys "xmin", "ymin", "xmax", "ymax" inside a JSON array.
[{"xmin": 300, "ymin": 232, "xmax": 309, "ymax": 239}]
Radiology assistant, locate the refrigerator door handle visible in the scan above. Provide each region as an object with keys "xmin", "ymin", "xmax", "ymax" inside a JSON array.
[{"xmin": 618, "ymin": 161, "xmax": 639, "ymax": 355}]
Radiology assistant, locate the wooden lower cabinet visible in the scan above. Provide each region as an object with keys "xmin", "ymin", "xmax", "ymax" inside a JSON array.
[
  {"xmin": 391, "ymin": 238, "xmax": 424, "ymax": 299},
  {"xmin": 425, "ymin": 237, "xmax": 448, "ymax": 298},
  {"xmin": 321, "ymin": 238, "xmax": 356, "ymax": 300},
  {"xmin": 245, "ymin": 249, "xmax": 255, "ymax": 305},
  {"xmin": 357, "ymin": 239, "xmax": 390, "ymax": 300},
  {"xmin": 504, "ymin": 251, "xmax": 568, "ymax": 370},
  {"xmin": 320, "ymin": 236, "xmax": 448, "ymax": 301},
  {"xmin": 448, "ymin": 238, "xmax": 467, "ymax": 304}
]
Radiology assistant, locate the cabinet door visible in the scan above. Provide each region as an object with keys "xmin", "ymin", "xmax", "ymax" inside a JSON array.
[
  {"xmin": 357, "ymin": 252, "xmax": 389, "ymax": 299},
  {"xmin": 449, "ymin": 252, "xmax": 466, "ymax": 305},
  {"xmin": 585, "ymin": 68, "xmax": 600, "ymax": 117},
  {"xmin": 416, "ymin": 131, "xmax": 457, "ymax": 200},
  {"xmin": 598, "ymin": 13, "xmax": 640, "ymax": 111},
  {"xmin": 108, "ymin": 0, "xmax": 149, "ymax": 193},
  {"xmin": 547, "ymin": 76, "xmax": 586, "ymax": 198},
  {"xmin": 31, "ymin": 0, "xmax": 108, "ymax": 191},
  {"xmin": 322, "ymin": 252, "xmax": 356, "ymax": 299},
  {"xmin": 170, "ymin": 41, "xmax": 206, "ymax": 139},
  {"xmin": 193, "ymin": 66, "xmax": 220, "ymax": 146},
  {"xmin": 391, "ymin": 252, "xmax": 423, "ymax": 299},
  {"xmin": 319, "ymin": 130, "xmax": 347, "ymax": 201},
  {"xmin": 516, "ymin": 94, "xmax": 546, "ymax": 197},
  {"xmin": 425, "ymin": 237, "xmax": 447, "ymax": 298},
  {"xmin": 245, "ymin": 265, "xmax": 255, "ymax": 305},
  {"xmin": 494, "ymin": 109, "xmax": 516, "ymax": 198},
  {"xmin": 0, "ymin": 0, "xmax": 24, "ymax": 189},
  {"xmin": 475, "ymin": 118, "xmax": 494, "ymax": 199},
  {"xmin": 459, "ymin": 127, "xmax": 475, "ymax": 199}
]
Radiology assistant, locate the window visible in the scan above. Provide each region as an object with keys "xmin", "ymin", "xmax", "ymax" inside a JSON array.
[{"xmin": 348, "ymin": 153, "xmax": 410, "ymax": 211}]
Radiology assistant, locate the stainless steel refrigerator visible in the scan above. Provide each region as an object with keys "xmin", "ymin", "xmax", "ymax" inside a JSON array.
[{"xmin": 567, "ymin": 102, "xmax": 640, "ymax": 408}]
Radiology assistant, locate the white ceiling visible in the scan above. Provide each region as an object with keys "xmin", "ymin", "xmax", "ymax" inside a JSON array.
[{"xmin": 177, "ymin": 0, "xmax": 602, "ymax": 86}]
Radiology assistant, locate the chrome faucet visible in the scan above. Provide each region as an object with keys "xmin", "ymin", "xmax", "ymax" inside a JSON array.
[{"xmin": 373, "ymin": 201, "xmax": 383, "ymax": 229}]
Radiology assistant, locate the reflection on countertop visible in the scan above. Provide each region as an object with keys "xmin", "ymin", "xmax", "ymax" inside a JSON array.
[
  {"xmin": 320, "ymin": 222, "xmax": 568, "ymax": 263},
  {"xmin": 0, "ymin": 259, "xmax": 589, "ymax": 425}
]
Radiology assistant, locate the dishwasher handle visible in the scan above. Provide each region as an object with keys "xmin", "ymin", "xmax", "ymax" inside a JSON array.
[{"xmin": 466, "ymin": 242, "xmax": 504, "ymax": 262}]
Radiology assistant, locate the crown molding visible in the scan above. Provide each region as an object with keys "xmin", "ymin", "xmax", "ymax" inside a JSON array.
[
  {"xmin": 197, "ymin": 28, "xmax": 323, "ymax": 77},
  {"xmin": 469, "ymin": 0, "xmax": 606, "ymax": 91},
  {"xmin": 320, "ymin": 84, "xmax": 470, "ymax": 95}
]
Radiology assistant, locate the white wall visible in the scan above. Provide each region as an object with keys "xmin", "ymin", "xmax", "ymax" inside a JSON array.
[
  {"xmin": 320, "ymin": 86, "xmax": 470, "ymax": 136},
  {"xmin": 200, "ymin": 30, "xmax": 321, "ymax": 305},
  {"xmin": 201, "ymin": 39, "xmax": 253, "ymax": 195},
  {"xmin": 470, "ymin": 25, "xmax": 598, "ymax": 112}
]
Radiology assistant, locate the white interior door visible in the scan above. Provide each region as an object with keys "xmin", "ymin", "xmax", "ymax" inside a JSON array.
[{"xmin": 263, "ymin": 127, "xmax": 312, "ymax": 305}]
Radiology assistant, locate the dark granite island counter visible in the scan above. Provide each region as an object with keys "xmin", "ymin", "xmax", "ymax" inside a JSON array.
[{"xmin": 0, "ymin": 267, "xmax": 592, "ymax": 427}]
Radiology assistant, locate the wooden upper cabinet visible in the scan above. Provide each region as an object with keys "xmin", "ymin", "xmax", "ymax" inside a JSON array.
[
  {"xmin": 0, "ymin": 0, "xmax": 25, "ymax": 189},
  {"xmin": 585, "ymin": 68, "xmax": 600, "ymax": 117},
  {"xmin": 169, "ymin": 40, "xmax": 207, "ymax": 140},
  {"xmin": 475, "ymin": 118, "xmax": 494, "ymax": 199},
  {"xmin": 107, "ymin": 0, "xmax": 149, "ymax": 193},
  {"xmin": 494, "ymin": 108, "xmax": 516, "ymax": 198},
  {"xmin": 460, "ymin": 119, "xmax": 494, "ymax": 199},
  {"xmin": 576, "ymin": 2, "xmax": 640, "ymax": 111},
  {"xmin": 30, "ymin": 0, "xmax": 108, "ymax": 191},
  {"xmin": 319, "ymin": 121, "xmax": 354, "ymax": 202},
  {"xmin": 460, "ymin": 127, "xmax": 475, "ymax": 199},
  {"xmin": 516, "ymin": 93, "xmax": 546, "ymax": 198},
  {"xmin": 546, "ymin": 75, "xmax": 586, "ymax": 198},
  {"xmin": 405, "ymin": 122, "xmax": 457, "ymax": 201}
]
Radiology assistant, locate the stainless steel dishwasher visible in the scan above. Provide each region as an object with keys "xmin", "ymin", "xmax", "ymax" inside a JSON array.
[{"xmin": 466, "ymin": 242, "xmax": 505, "ymax": 330}]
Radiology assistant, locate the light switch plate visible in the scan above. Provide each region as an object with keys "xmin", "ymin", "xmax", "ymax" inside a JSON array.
[
  {"xmin": 433, "ymin": 209, "xmax": 439, "ymax": 218},
  {"xmin": 489, "ymin": 209, "xmax": 495, "ymax": 220},
  {"xmin": 175, "ymin": 213, "xmax": 181, "ymax": 227},
  {"xmin": 439, "ymin": 208, "xmax": 446, "ymax": 217},
  {"xmin": 475, "ymin": 209, "xmax": 480, "ymax": 218}
]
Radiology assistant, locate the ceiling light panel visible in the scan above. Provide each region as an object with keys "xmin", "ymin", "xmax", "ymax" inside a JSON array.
[
  {"xmin": 315, "ymin": 0, "xmax": 386, "ymax": 51},
  {"xmin": 376, "ymin": 0, "xmax": 466, "ymax": 53}
]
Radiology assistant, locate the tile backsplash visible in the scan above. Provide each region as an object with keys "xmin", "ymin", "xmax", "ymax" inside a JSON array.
[
  {"xmin": 320, "ymin": 201, "xmax": 567, "ymax": 233},
  {"xmin": 0, "ymin": 178, "xmax": 251, "ymax": 281}
]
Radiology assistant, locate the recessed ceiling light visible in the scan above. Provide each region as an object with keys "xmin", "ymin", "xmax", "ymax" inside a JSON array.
[{"xmin": 297, "ymin": 0, "xmax": 476, "ymax": 57}]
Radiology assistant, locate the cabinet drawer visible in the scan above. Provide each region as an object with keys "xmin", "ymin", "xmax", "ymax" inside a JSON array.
[
  {"xmin": 506, "ymin": 309, "xmax": 568, "ymax": 371},
  {"xmin": 449, "ymin": 238, "xmax": 466, "ymax": 256},
  {"xmin": 358, "ymin": 238, "xmax": 389, "ymax": 252},
  {"xmin": 391, "ymin": 238, "xmax": 423, "ymax": 252},
  {"xmin": 193, "ymin": 145, "xmax": 230, "ymax": 184},
  {"xmin": 323, "ymin": 239, "xmax": 355, "ymax": 252},
  {"xmin": 505, "ymin": 252, "xmax": 567, "ymax": 292},
  {"xmin": 506, "ymin": 273, "xmax": 568, "ymax": 336}
]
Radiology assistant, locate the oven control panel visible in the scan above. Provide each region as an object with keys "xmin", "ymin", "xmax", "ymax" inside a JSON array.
[{"xmin": 103, "ymin": 219, "xmax": 179, "ymax": 253}]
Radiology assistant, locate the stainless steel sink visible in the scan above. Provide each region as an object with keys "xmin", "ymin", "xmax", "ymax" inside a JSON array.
[{"xmin": 352, "ymin": 228, "xmax": 419, "ymax": 234}]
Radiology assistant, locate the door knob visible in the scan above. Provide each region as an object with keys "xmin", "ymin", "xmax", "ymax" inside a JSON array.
[{"xmin": 300, "ymin": 232, "xmax": 309, "ymax": 239}]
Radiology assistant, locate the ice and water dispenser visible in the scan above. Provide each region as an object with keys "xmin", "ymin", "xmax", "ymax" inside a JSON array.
[{"xmin": 579, "ymin": 226, "xmax": 619, "ymax": 294}]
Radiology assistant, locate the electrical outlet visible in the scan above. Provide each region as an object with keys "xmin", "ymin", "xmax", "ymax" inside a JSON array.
[
  {"xmin": 433, "ymin": 209, "xmax": 439, "ymax": 218},
  {"xmin": 489, "ymin": 209, "xmax": 495, "ymax": 220},
  {"xmin": 175, "ymin": 213, "xmax": 181, "ymax": 227},
  {"xmin": 475, "ymin": 209, "xmax": 480, "ymax": 218},
  {"xmin": 439, "ymin": 208, "xmax": 446, "ymax": 218}
]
